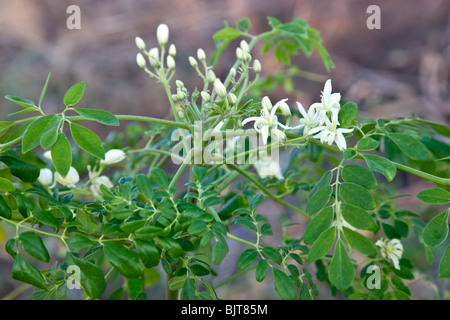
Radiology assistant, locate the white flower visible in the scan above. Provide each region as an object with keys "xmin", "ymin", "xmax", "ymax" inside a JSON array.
[
  {"xmin": 43, "ymin": 151, "xmax": 52, "ymax": 161},
  {"xmin": 135, "ymin": 36, "xmax": 146, "ymax": 51},
  {"xmin": 136, "ymin": 53, "xmax": 146, "ymax": 68},
  {"xmin": 308, "ymin": 118, "xmax": 353, "ymax": 151},
  {"xmin": 255, "ymin": 152, "xmax": 283, "ymax": 180},
  {"xmin": 310, "ymin": 79, "xmax": 341, "ymax": 125},
  {"xmin": 90, "ymin": 175, "xmax": 113, "ymax": 198},
  {"xmin": 101, "ymin": 149, "xmax": 126, "ymax": 166},
  {"xmin": 38, "ymin": 168, "xmax": 53, "ymax": 186},
  {"xmin": 291, "ymin": 101, "xmax": 321, "ymax": 136},
  {"xmin": 156, "ymin": 24, "xmax": 169, "ymax": 46},
  {"xmin": 214, "ymin": 79, "xmax": 227, "ymax": 98},
  {"xmin": 241, "ymin": 98, "xmax": 290, "ymax": 144},
  {"xmin": 54, "ymin": 167, "xmax": 79, "ymax": 187},
  {"xmin": 376, "ymin": 238, "xmax": 404, "ymax": 270}
]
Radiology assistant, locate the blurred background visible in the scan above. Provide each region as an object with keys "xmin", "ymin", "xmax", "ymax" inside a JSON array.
[{"xmin": 0, "ymin": 0, "xmax": 449, "ymax": 300}]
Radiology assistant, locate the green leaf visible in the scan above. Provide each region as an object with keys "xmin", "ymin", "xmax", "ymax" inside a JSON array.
[
  {"xmin": 75, "ymin": 209, "xmax": 97, "ymax": 234},
  {"xmin": 415, "ymin": 119, "xmax": 450, "ymax": 138},
  {"xmin": 303, "ymin": 206, "xmax": 334, "ymax": 244},
  {"xmin": 135, "ymin": 225, "xmax": 168, "ymax": 240},
  {"xmin": 309, "ymin": 171, "xmax": 332, "ymax": 199},
  {"xmin": 342, "ymin": 227, "xmax": 378, "ymax": 256},
  {"xmin": 135, "ymin": 240, "xmax": 160, "ymax": 268},
  {"xmin": 307, "ymin": 227, "xmax": 336, "ymax": 261},
  {"xmin": 423, "ymin": 209, "xmax": 449, "ymax": 248},
  {"xmin": 38, "ymin": 73, "xmax": 51, "ymax": 108},
  {"xmin": 18, "ymin": 232, "xmax": 50, "ymax": 263},
  {"xmin": 341, "ymin": 164, "xmax": 377, "ymax": 189},
  {"xmin": 67, "ymin": 234, "xmax": 94, "ymax": 250},
  {"xmin": 188, "ymin": 220, "xmax": 207, "ymax": 235},
  {"xmin": 339, "ymin": 182, "xmax": 375, "ymax": 210},
  {"xmin": 5, "ymin": 95, "xmax": 36, "ymax": 109},
  {"xmin": 69, "ymin": 122, "xmax": 105, "ymax": 160},
  {"xmin": 363, "ymin": 154, "xmax": 397, "ymax": 182},
  {"xmin": 40, "ymin": 119, "xmax": 60, "ymax": 150},
  {"xmin": 0, "ymin": 156, "xmax": 39, "ymax": 183},
  {"xmin": 250, "ymin": 194, "xmax": 264, "ymax": 211},
  {"xmin": 273, "ymin": 268, "xmax": 297, "ymax": 300},
  {"xmin": 51, "ymin": 133, "xmax": 72, "ymax": 177},
  {"xmin": 417, "ymin": 188, "xmax": 450, "ymax": 205},
  {"xmin": 22, "ymin": 114, "xmax": 57, "ymax": 153},
  {"xmin": 439, "ymin": 244, "xmax": 450, "ymax": 278},
  {"xmin": 237, "ymin": 249, "xmax": 258, "ymax": 270},
  {"xmin": 231, "ymin": 216, "xmax": 257, "ymax": 232},
  {"xmin": 180, "ymin": 277, "xmax": 197, "ymax": 300},
  {"xmin": 255, "ymin": 259, "xmax": 268, "ymax": 282},
  {"xmin": 5, "ymin": 238, "xmax": 16, "ymax": 258},
  {"xmin": 340, "ymin": 203, "xmax": 377, "ymax": 231},
  {"xmin": 67, "ymin": 252, "xmax": 106, "ymax": 299},
  {"xmin": 12, "ymin": 255, "xmax": 47, "ymax": 290},
  {"xmin": 356, "ymin": 137, "xmax": 380, "ymax": 151},
  {"xmin": 190, "ymin": 264, "xmax": 210, "ymax": 276},
  {"xmin": 306, "ymin": 185, "xmax": 332, "ymax": 216},
  {"xmin": 328, "ymin": 240, "xmax": 355, "ymax": 291},
  {"xmin": 388, "ymin": 133, "xmax": 431, "ymax": 161},
  {"xmin": 34, "ymin": 210, "xmax": 59, "ymax": 230},
  {"xmin": 73, "ymin": 108, "xmax": 119, "ymax": 126},
  {"xmin": 168, "ymin": 275, "xmax": 187, "ymax": 291},
  {"xmin": 262, "ymin": 247, "xmax": 282, "ymax": 265},
  {"xmin": 120, "ymin": 220, "xmax": 145, "ymax": 234},
  {"xmin": 192, "ymin": 166, "xmax": 207, "ymax": 182},
  {"xmin": 213, "ymin": 237, "xmax": 228, "ymax": 264},
  {"xmin": 150, "ymin": 167, "xmax": 169, "ymax": 189},
  {"xmin": 103, "ymin": 242, "xmax": 143, "ymax": 278},
  {"xmin": 237, "ymin": 18, "xmax": 250, "ymax": 31},
  {"xmin": 0, "ymin": 177, "xmax": 15, "ymax": 192},
  {"xmin": 158, "ymin": 236, "xmax": 184, "ymax": 258},
  {"xmin": 212, "ymin": 27, "xmax": 241, "ymax": 41},
  {"xmin": 63, "ymin": 82, "xmax": 86, "ymax": 107},
  {"xmin": 0, "ymin": 195, "xmax": 12, "ymax": 219},
  {"xmin": 338, "ymin": 102, "xmax": 358, "ymax": 127}
]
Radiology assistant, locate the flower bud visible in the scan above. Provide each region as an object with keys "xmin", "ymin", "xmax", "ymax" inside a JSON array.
[
  {"xmin": 253, "ymin": 59, "xmax": 261, "ymax": 73},
  {"xmin": 278, "ymin": 101, "xmax": 291, "ymax": 117},
  {"xmin": 136, "ymin": 53, "xmax": 147, "ymax": 68},
  {"xmin": 228, "ymin": 93, "xmax": 237, "ymax": 104},
  {"xmin": 90, "ymin": 175, "xmax": 113, "ymax": 197},
  {"xmin": 243, "ymin": 51, "xmax": 252, "ymax": 62},
  {"xmin": 135, "ymin": 36, "xmax": 146, "ymax": 51},
  {"xmin": 201, "ymin": 91, "xmax": 211, "ymax": 102},
  {"xmin": 167, "ymin": 55, "xmax": 176, "ymax": 69},
  {"xmin": 178, "ymin": 110, "xmax": 185, "ymax": 119},
  {"xmin": 176, "ymin": 80, "xmax": 184, "ymax": 88},
  {"xmin": 172, "ymin": 94, "xmax": 179, "ymax": 102},
  {"xmin": 55, "ymin": 167, "xmax": 79, "ymax": 187},
  {"xmin": 262, "ymin": 96, "xmax": 272, "ymax": 111},
  {"xmin": 43, "ymin": 150, "xmax": 52, "ymax": 161},
  {"xmin": 169, "ymin": 44, "xmax": 176, "ymax": 56},
  {"xmin": 38, "ymin": 168, "xmax": 53, "ymax": 186},
  {"xmin": 148, "ymin": 48, "xmax": 159, "ymax": 67},
  {"xmin": 240, "ymin": 40, "xmax": 249, "ymax": 52},
  {"xmin": 156, "ymin": 24, "xmax": 169, "ymax": 46},
  {"xmin": 189, "ymin": 56, "xmax": 198, "ymax": 68},
  {"xmin": 206, "ymin": 70, "xmax": 216, "ymax": 82},
  {"xmin": 197, "ymin": 48, "xmax": 206, "ymax": 61},
  {"xmin": 214, "ymin": 79, "xmax": 227, "ymax": 98},
  {"xmin": 101, "ymin": 149, "xmax": 126, "ymax": 166},
  {"xmin": 229, "ymin": 67, "xmax": 236, "ymax": 78},
  {"xmin": 236, "ymin": 47, "xmax": 243, "ymax": 60},
  {"xmin": 177, "ymin": 90, "xmax": 186, "ymax": 100}
]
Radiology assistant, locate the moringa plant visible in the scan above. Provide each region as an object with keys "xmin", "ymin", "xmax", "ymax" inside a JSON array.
[{"xmin": 0, "ymin": 17, "xmax": 449, "ymax": 301}]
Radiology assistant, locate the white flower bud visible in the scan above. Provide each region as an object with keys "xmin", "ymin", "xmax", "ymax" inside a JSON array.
[
  {"xmin": 240, "ymin": 40, "xmax": 249, "ymax": 52},
  {"xmin": 43, "ymin": 151, "xmax": 52, "ymax": 161},
  {"xmin": 172, "ymin": 94, "xmax": 179, "ymax": 102},
  {"xmin": 101, "ymin": 149, "xmax": 126, "ymax": 166},
  {"xmin": 197, "ymin": 48, "xmax": 206, "ymax": 61},
  {"xmin": 214, "ymin": 79, "xmax": 227, "ymax": 98},
  {"xmin": 38, "ymin": 168, "xmax": 53, "ymax": 186},
  {"xmin": 201, "ymin": 91, "xmax": 211, "ymax": 101},
  {"xmin": 278, "ymin": 101, "xmax": 291, "ymax": 117},
  {"xmin": 253, "ymin": 59, "xmax": 261, "ymax": 73},
  {"xmin": 135, "ymin": 36, "xmax": 146, "ymax": 51},
  {"xmin": 178, "ymin": 110, "xmax": 185, "ymax": 119},
  {"xmin": 177, "ymin": 90, "xmax": 186, "ymax": 100},
  {"xmin": 55, "ymin": 167, "xmax": 79, "ymax": 187},
  {"xmin": 156, "ymin": 24, "xmax": 169, "ymax": 46},
  {"xmin": 169, "ymin": 44, "xmax": 176, "ymax": 56},
  {"xmin": 167, "ymin": 55, "xmax": 176, "ymax": 69},
  {"xmin": 148, "ymin": 48, "xmax": 159, "ymax": 67},
  {"xmin": 176, "ymin": 80, "xmax": 184, "ymax": 88},
  {"xmin": 207, "ymin": 70, "xmax": 216, "ymax": 82},
  {"xmin": 189, "ymin": 56, "xmax": 198, "ymax": 68},
  {"xmin": 262, "ymin": 96, "xmax": 272, "ymax": 111},
  {"xmin": 236, "ymin": 47, "xmax": 243, "ymax": 60},
  {"xmin": 136, "ymin": 53, "xmax": 147, "ymax": 68},
  {"xmin": 90, "ymin": 175, "xmax": 113, "ymax": 197},
  {"xmin": 243, "ymin": 51, "xmax": 252, "ymax": 62},
  {"xmin": 229, "ymin": 67, "xmax": 236, "ymax": 78},
  {"xmin": 228, "ymin": 93, "xmax": 237, "ymax": 104}
]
